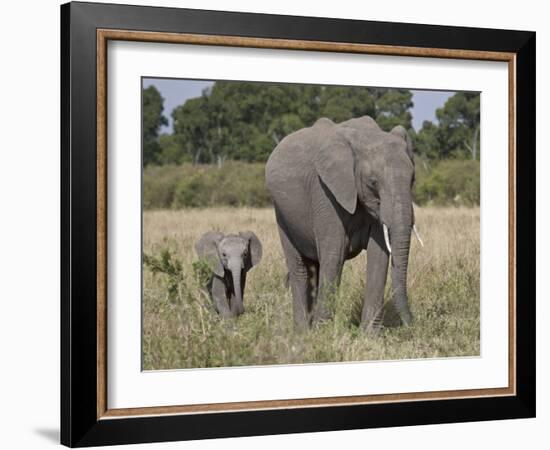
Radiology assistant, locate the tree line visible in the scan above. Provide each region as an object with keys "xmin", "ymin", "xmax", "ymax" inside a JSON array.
[{"xmin": 143, "ymin": 81, "xmax": 480, "ymax": 166}]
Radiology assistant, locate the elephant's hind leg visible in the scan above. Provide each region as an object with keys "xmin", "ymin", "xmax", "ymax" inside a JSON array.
[{"xmin": 277, "ymin": 225, "xmax": 316, "ymax": 330}]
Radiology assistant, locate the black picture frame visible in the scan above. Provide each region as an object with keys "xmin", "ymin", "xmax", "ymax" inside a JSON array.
[{"xmin": 61, "ymin": 1, "xmax": 535, "ymax": 447}]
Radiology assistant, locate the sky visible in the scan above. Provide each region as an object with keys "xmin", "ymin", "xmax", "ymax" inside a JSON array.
[{"xmin": 143, "ymin": 78, "xmax": 454, "ymax": 133}]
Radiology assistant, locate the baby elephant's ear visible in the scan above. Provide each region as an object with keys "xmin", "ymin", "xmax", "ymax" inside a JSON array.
[
  {"xmin": 240, "ymin": 231, "xmax": 263, "ymax": 269},
  {"xmin": 195, "ymin": 231, "xmax": 224, "ymax": 277}
]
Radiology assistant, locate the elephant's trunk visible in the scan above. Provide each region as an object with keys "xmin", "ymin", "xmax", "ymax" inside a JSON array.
[
  {"xmin": 387, "ymin": 196, "xmax": 413, "ymax": 326},
  {"xmin": 228, "ymin": 261, "xmax": 244, "ymax": 316}
]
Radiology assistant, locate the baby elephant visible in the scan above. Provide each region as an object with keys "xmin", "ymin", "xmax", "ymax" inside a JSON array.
[{"xmin": 195, "ymin": 231, "xmax": 262, "ymax": 317}]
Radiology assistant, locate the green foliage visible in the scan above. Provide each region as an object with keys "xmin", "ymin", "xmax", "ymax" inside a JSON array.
[
  {"xmin": 142, "ymin": 86, "xmax": 168, "ymax": 166},
  {"xmin": 143, "ymin": 162, "xmax": 271, "ymax": 209},
  {"xmin": 142, "ymin": 84, "xmax": 481, "ymax": 208},
  {"xmin": 144, "ymin": 82, "xmax": 479, "ymax": 168},
  {"xmin": 165, "ymin": 82, "xmax": 413, "ymax": 164},
  {"xmin": 320, "ymin": 86, "xmax": 376, "ymax": 122},
  {"xmin": 414, "ymin": 159, "xmax": 480, "ymax": 206},
  {"xmin": 437, "ymin": 93, "xmax": 480, "ymax": 159},
  {"xmin": 192, "ymin": 259, "xmax": 212, "ymax": 287},
  {"xmin": 413, "ymin": 92, "xmax": 480, "ymax": 160},
  {"xmin": 142, "ymin": 165, "xmax": 183, "ymax": 209},
  {"xmin": 143, "ymin": 160, "xmax": 480, "ymax": 209},
  {"xmin": 373, "ymin": 89, "xmax": 413, "ymax": 130},
  {"xmin": 410, "ymin": 121, "xmax": 440, "ymax": 160},
  {"xmin": 142, "ymin": 249, "xmax": 217, "ymax": 298},
  {"xmin": 143, "ymin": 248, "xmax": 184, "ymax": 302},
  {"xmin": 157, "ymin": 133, "xmax": 191, "ymax": 165}
]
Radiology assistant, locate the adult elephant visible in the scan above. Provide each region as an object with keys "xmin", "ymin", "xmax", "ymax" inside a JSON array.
[{"xmin": 265, "ymin": 116, "xmax": 422, "ymax": 332}]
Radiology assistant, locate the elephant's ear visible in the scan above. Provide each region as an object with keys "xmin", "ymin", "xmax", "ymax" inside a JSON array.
[
  {"xmin": 240, "ymin": 231, "xmax": 262, "ymax": 270},
  {"xmin": 313, "ymin": 131, "xmax": 357, "ymax": 214},
  {"xmin": 390, "ymin": 125, "xmax": 414, "ymax": 164},
  {"xmin": 195, "ymin": 231, "xmax": 224, "ymax": 277}
]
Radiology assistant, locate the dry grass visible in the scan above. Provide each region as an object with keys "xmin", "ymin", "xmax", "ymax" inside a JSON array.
[{"xmin": 142, "ymin": 206, "xmax": 479, "ymax": 370}]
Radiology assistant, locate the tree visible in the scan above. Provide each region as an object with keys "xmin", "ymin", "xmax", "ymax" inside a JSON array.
[
  {"xmin": 172, "ymin": 92, "xmax": 216, "ymax": 164},
  {"xmin": 412, "ymin": 120, "xmax": 440, "ymax": 160},
  {"xmin": 318, "ymin": 86, "xmax": 376, "ymax": 123},
  {"xmin": 372, "ymin": 89, "xmax": 413, "ymax": 131},
  {"xmin": 413, "ymin": 92, "xmax": 480, "ymax": 161},
  {"xmin": 157, "ymin": 134, "xmax": 189, "ymax": 165},
  {"xmin": 436, "ymin": 92, "xmax": 480, "ymax": 160},
  {"xmin": 169, "ymin": 81, "xmax": 414, "ymax": 164},
  {"xmin": 172, "ymin": 82, "xmax": 316, "ymax": 164},
  {"xmin": 142, "ymin": 86, "xmax": 168, "ymax": 165}
]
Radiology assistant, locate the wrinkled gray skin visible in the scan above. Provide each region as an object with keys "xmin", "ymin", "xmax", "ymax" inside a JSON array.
[
  {"xmin": 265, "ymin": 116, "xmax": 415, "ymax": 332},
  {"xmin": 195, "ymin": 231, "xmax": 262, "ymax": 318}
]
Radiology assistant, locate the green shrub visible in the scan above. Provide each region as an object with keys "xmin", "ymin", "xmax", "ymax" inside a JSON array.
[
  {"xmin": 143, "ymin": 159, "xmax": 480, "ymax": 210},
  {"xmin": 414, "ymin": 159, "xmax": 480, "ymax": 206},
  {"xmin": 144, "ymin": 162, "xmax": 271, "ymax": 209},
  {"xmin": 192, "ymin": 259, "xmax": 212, "ymax": 288},
  {"xmin": 173, "ymin": 169, "xmax": 213, "ymax": 208},
  {"xmin": 143, "ymin": 248, "xmax": 185, "ymax": 302},
  {"xmin": 142, "ymin": 165, "xmax": 183, "ymax": 209}
]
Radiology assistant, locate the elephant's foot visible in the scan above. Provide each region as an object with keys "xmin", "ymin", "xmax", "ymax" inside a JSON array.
[
  {"xmin": 360, "ymin": 301, "xmax": 385, "ymax": 333},
  {"xmin": 394, "ymin": 304, "xmax": 413, "ymax": 327},
  {"xmin": 311, "ymin": 305, "xmax": 332, "ymax": 325},
  {"xmin": 360, "ymin": 314, "xmax": 384, "ymax": 335},
  {"xmin": 363, "ymin": 324, "xmax": 383, "ymax": 336},
  {"xmin": 293, "ymin": 315, "xmax": 311, "ymax": 332},
  {"xmin": 218, "ymin": 310, "xmax": 237, "ymax": 319}
]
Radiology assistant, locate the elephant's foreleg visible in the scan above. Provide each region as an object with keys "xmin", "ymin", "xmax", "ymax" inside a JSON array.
[
  {"xmin": 277, "ymin": 225, "xmax": 315, "ymax": 330},
  {"xmin": 313, "ymin": 256, "xmax": 344, "ymax": 324},
  {"xmin": 211, "ymin": 276, "xmax": 233, "ymax": 318},
  {"xmin": 361, "ymin": 223, "xmax": 390, "ymax": 332}
]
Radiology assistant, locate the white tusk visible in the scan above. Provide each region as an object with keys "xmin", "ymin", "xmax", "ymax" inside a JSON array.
[
  {"xmin": 413, "ymin": 224, "xmax": 424, "ymax": 247},
  {"xmin": 382, "ymin": 224, "xmax": 392, "ymax": 254}
]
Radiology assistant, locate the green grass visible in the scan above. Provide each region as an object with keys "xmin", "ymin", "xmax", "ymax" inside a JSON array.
[{"xmin": 142, "ymin": 207, "xmax": 479, "ymax": 370}]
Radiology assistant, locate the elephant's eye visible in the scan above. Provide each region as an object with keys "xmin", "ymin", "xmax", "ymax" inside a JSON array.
[{"xmin": 367, "ymin": 177, "xmax": 378, "ymax": 189}]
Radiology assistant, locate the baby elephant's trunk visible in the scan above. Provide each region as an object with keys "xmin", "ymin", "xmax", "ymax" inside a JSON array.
[{"xmin": 229, "ymin": 263, "xmax": 244, "ymax": 316}]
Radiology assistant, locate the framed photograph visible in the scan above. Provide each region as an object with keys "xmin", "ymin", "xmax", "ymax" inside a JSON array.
[{"xmin": 61, "ymin": 1, "xmax": 535, "ymax": 447}]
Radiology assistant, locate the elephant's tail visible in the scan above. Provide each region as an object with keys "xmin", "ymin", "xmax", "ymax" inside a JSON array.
[{"xmin": 284, "ymin": 272, "xmax": 290, "ymax": 289}]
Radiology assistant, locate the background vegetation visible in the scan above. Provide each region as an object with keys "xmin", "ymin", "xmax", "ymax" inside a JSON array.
[
  {"xmin": 143, "ymin": 207, "xmax": 480, "ymax": 369},
  {"xmin": 143, "ymin": 81, "xmax": 480, "ymax": 208},
  {"xmin": 143, "ymin": 159, "xmax": 480, "ymax": 209}
]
